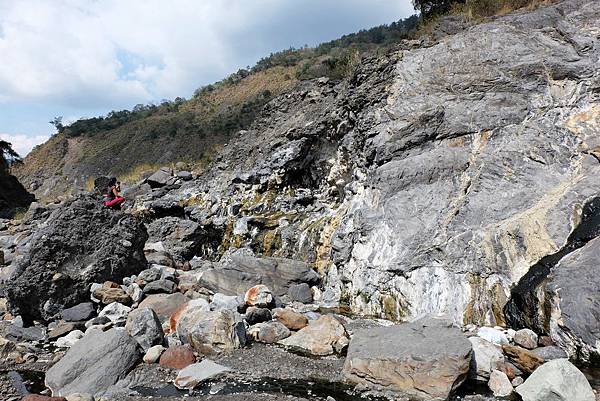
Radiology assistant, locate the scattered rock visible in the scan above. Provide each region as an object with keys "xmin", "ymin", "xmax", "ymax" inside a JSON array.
[
  {"xmin": 210, "ymin": 293, "xmax": 239, "ymax": 311},
  {"xmin": 516, "ymin": 359, "xmax": 594, "ymax": 401},
  {"xmin": 531, "ymin": 345, "xmax": 568, "ymax": 361},
  {"xmin": 98, "ymin": 302, "xmax": 131, "ymax": 325},
  {"xmin": 138, "ymin": 293, "xmax": 187, "ymax": 323},
  {"xmin": 279, "ymin": 315, "xmax": 348, "ymax": 356},
  {"xmin": 488, "ymin": 370, "xmax": 513, "ymax": 397},
  {"xmin": 48, "ymin": 322, "xmax": 81, "ymax": 340},
  {"xmin": 477, "ymin": 327, "xmax": 509, "ymax": 345},
  {"xmin": 137, "ymin": 268, "xmax": 162, "ymax": 285},
  {"xmin": 176, "ymin": 171, "xmax": 193, "ymax": 181},
  {"xmin": 61, "ymin": 303, "xmax": 95, "ymax": 322},
  {"xmin": 249, "ymin": 321, "xmax": 291, "ymax": 343},
  {"xmin": 45, "ymin": 328, "xmax": 140, "ymax": 397},
  {"xmin": 174, "ymin": 359, "xmax": 230, "ymax": 390},
  {"xmin": 343, "ymin": 318, "xmax": 472, "ymax": 400},
  {"xmin": 142, "ymin": 279, "xmax": 176, "ymax": 295},
  {"xmin": 273, "ymin": 308, "xmax": 308, "ymax": 330},
  {"xmin": 125, "ymin": 308, "xmax": 164, "ymax": 351},
  {"xmin": 511, "ymin": 376, "xmax": 524, "ymax": 387},
  {"xmin": 159, "ymin": 344, "xmax": 196, "ymax": 370},
  {"xmin": 56, "ymin": 330, "xmax": 84, "ymax": 348},
  {"xmin": 502, "ymin": 345, "xmax": 544, "ymax": 373},
  {"xmin": 538, "ymin": 336, "xmax": 554, "ymax": 347},
  {"xmin": 93, "ymin": 286, "xmax": 131, "ymax": 305},
  {"xmin": 244, "ymin": 285, "xmax": 273, "ymax": 307},
  {"xmin": 5, "ymin": 324, "xmax": 46, "ymax": 342},
  {"xmin": 147, "ymin": 167, "xmax": 175, "ymax": 188},
  {"xmin": 288, "ymin": 283, "xmax": 313, "ymax": 304},
  {"xmin": 176, "ymin": 307, "xmax": 246, "ymax": 355},
  {"xmin": 245, "ymin": 307, "xmax": 272, "ymax": 325},
  {"xmin": 513, "ymin": 329, "xmax": 538, "ymax": 350},
  {"xmin": 143, "ymin": 344, "xmax": 165, "ymax": 364},
  {"xmin": 468, "ymin": 337, "xmax": 504, "ymax": 381}
]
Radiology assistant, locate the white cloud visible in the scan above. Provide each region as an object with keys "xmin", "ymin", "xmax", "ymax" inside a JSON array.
[
  {"xmin": 0, "ymin": 0, "xmax": 413, "ymax": 105},
  {"xmin": 0, "ymin": 133, "xmax": 50, "ymax": 157}
]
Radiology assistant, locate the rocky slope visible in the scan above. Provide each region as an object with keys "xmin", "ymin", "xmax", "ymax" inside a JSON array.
[
  {"xmin": 122, "ymin": 0, "xmax": 600, "ymax": 359},
  {"xmin": 2, "ymin": 0, "xmax": 600, "ymax": 399}
]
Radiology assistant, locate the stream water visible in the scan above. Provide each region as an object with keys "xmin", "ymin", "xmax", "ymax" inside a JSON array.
[{"xmin": 11, "ymin": 364, "xmax": 600, "ymax": 400}]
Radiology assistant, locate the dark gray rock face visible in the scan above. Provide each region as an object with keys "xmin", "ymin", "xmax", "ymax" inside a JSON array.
[
  {"xmin": 0, "ymin": 154, "xmax": 35, "ymax": 219},
  {"xmin": 4, "ymin": 195, "xmax": 148, "ymax": 323},
  {"xmin": 199, "ymin": 255, "xmax": 320, "ymax": 296},
  {"xmin": 343, "ymin": 318, "xmax": 472, "ymax": 400},
  {"xmin": 61, "ymin": 302, "xmax": 96, "ymax": 322},
  {"xmin": 45, "ymin": 328, "xmax": 140, "ymax": 397},
  {"xmin": 520, "ymin": 236, "xmax": 600, "ymax": 361},
  {"xmin": 146, "ymin": 217, "xmax": 208, "ymax": 263}
]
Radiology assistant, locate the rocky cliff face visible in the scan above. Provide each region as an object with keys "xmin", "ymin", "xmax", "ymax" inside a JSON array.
[
  {"xmin": 11, "ymin": 0, "xmax": 600, "ymax": 362},
  {"xmin": 126, "ymin": 0, "xmax": 600, "ymax": 352}
]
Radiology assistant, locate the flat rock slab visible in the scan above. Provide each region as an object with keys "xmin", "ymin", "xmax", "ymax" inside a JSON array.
[
  {"xmin": 343, "ymin": 317, "xmax": 472, "ymax": 400},
  {"xmin": 45, "ymin": 328, "xmax": 140, "ymax": 397},
  {"xmin": 174, "ymin": 359, "xmax": 231, "ymax": 390}
]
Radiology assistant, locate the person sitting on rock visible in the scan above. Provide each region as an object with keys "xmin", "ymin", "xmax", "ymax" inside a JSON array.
[{"xmin": 103, "ymin": 177, "xmax": 125, "ymax": 209}]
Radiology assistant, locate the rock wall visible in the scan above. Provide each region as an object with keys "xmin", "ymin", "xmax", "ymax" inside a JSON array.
[
  {"xmin": 133, "ymin": 0, "xmax": 600, "ymax": 332},
  {"xmin": 10, "ymin": 0, "xmax": 600, "ymax": 360}
]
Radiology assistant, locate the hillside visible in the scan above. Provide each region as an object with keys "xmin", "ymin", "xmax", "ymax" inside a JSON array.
[
  {"xmin": 2, "ymin": 0, "xmax": 600, "ymax": 399},
  {"xmin": 14, "ymin": 15, "xmax": 418, "ymax": 200}
]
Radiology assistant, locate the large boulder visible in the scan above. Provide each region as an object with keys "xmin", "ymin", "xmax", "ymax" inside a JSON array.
[
  {"xmin": 516, "ymin": 359, "xmax": 594, "ymax": 401},
  {"xmin": 199, "ymin": 254, "xmax": 320, "ymax": 296},
  {"xmin": 5, "ymin": 195, "xmax": 147, "ymax": 323},
  {"xmin": 343, "ymin": 318, "xmax": 472, "ymax": 400},
  {"xmin": 174, "ymin": 301, "xmax": 247, "ymax": 355},
  {"xmin": 468, "ymin": 337, "xmax": 504, "ymax": 381},
  {"xmin": 45, "ymin": 328, "xmax": 140, "ymax": 397},
  {"xmin": 278, "ymin": 315, "xmax": 348, "ymax": 356},
  {"xmin": 125, "ymin": 307, "xmax": 164, "ymax": 351}
]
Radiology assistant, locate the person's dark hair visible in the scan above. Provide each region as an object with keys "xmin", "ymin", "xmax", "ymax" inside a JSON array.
[{"xmin": 108, "ymin": 177, "xmax": 117, "ymax": 186}]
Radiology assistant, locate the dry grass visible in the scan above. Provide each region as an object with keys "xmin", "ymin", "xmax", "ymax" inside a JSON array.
[
  {"xmin": 416, "ymin": 0, "xmax": 558, "ymax": 36},
  {"xmin": 118, "ymin": 163, "xmax": 163, "ymax": 184},
  {"xmin": 182, "ymin": 66, "xmax": 298, "ymax": 117},
  {"xmin": 457, "ymin": 0, "xmax": 557, "ymax": 20}
]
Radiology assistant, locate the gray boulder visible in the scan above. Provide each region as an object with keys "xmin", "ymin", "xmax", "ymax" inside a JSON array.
[
  {"xmin": 142, "ymin": 279, "xmax": 176, "ymax": 295},
  {"xmin": 4, "ymin": 195, "xmax": 147, "ymax": 323},
  {"xmin": 516, "ymin": 359, "xmax": 594, "ymax": 401},
  {"xmin": 343, "ymin": 318, "xmax": 472, "ymax": 400},
  {"xmin": 125, "ymin": 307, "xmax": 164, "ymax": 351},
  {"xmin": 288, "ymin": 283, "xmax": 313, "ymax": 304},
  {"xmin": 531, "ymin": 346, "xmax": 568, "ymax": 361},
  {"xmin": 174, "ymin": 300, "xmax": 246, "ymax": 355},
  {"xmin": 279, "ymin": 315, "xmax": 348, "ymax": 356},
  {"xmin": 468, "ymin": 337, "xmax": 504, "ymax": 381},
  {"xmin": 61, "ymin": 302, "xmax": 95, "ymax": 322},
  {"xmin": 45, "ymin": 328, "xmax": 140, "ymax": 397},
  {"xmin": 146, "ymin": 167, "xmax": 175, "ymax": 188},
  {"xmin": 199, "ymin": 255, "xmax": 320, "ymax": 296}
]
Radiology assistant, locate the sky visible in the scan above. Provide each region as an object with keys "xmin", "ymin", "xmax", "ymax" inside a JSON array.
[{"xmin": 0, "ymin": 0, "xmax": 415, "ymax": 156}]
